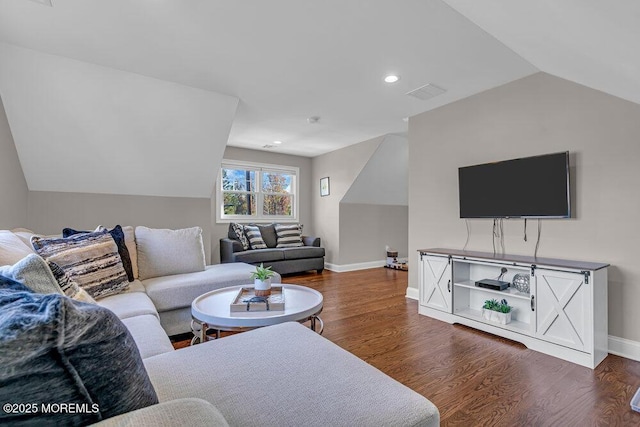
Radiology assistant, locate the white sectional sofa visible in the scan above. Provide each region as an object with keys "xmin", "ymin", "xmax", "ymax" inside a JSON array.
[{"xmin": 0, "ymin": 226, "xmax": 440, "ymax": 426}]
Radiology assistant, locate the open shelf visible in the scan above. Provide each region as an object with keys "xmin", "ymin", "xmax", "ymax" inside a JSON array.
[
  {"xmin": 454, "ymin": 308, "xmax": 530, "ymax": 334},
  {"xmin": 454, "ymin": 280, "xmax": 530, "ymax": 301}
]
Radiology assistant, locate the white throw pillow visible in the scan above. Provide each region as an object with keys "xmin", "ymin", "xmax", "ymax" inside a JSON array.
[
  {"xmin": 0, "ymin": 230, "xmax": 35, "ymax": 266},
  {"xmin": 121, "ymin": 226, "xmax": 139, "ymax": 279},
  {"xmin": 135, "ymin": 226, "xmax": 206, "ymax": 280}
]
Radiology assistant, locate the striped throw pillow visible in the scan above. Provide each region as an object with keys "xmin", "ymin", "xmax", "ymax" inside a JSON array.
[
  {"xmin": 243, "ymin": 225, "xmax": 267, "ymax": 249},
  {"xmin": 275, "ymin": 224, "xmax": 304, "ymax": 248},
  {"xmin": 31, "ymin": 231, "xmax": 129, "ymax": 300}
]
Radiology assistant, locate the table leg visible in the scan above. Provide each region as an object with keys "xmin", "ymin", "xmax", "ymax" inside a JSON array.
[{"xmin": 310, "ymin": 316, "xmax": 324, "ymax": 335}]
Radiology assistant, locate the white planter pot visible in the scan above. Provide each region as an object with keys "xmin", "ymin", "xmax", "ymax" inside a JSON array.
[
  {"xmin": 481, "ymin": 308, "xmax": 512, "ymax": 325},
  {"xmin": 254, "ymin": 278, "xmax": 272, "ymax": 296}
]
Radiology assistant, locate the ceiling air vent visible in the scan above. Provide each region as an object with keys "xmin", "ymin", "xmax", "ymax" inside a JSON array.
[
  {"xmin": 28, "ymin": 0, "xmax": 53, "ymax": 6},
  {"xmin": 406, "ymin": 83, "xmax": 446, "ymax": 101}
]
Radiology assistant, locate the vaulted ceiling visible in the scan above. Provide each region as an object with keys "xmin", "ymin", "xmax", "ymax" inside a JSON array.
[{"xmin": 0, "ymin": 0, "xmax": 636, "ymax": 197}]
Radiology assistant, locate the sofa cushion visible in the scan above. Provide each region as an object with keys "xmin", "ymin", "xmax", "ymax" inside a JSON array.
[
  {"xmin": 282, "ymin": 246, "xmax": 326, "ymax": 260},
  {"xmin": 234, "ymin": 248, "xmax": 285, "ymax": 264},
  {"xmin": 136, "ymin": 226, "xmax": 206, "ymax": 280},
  {"xmin": 31, "ymin": 230, "xmax": 130, "ymax": 300},
  {"xmin": 63, "ymin": 225, "xmax": 135, "ymax": 282},
  {"xmin": 97, "ymin": 288, "xmax": 159, "ymax": 320},
  {"xmin": 91, "ymin": 398, "xmax": 229, "ymax": 427},
  {"xmin": 243, "ymin": 225, "xmax": 267, "ymax": 249},
  {"xmin": 0, "ymin": 280, "xmax": 159, "ymax": 426},
  {"xmin": 143, "ymin": 263, "xmax": 281, "ymax": 312},
  {"xmin": 143, "ymin": 322, "xmax": 439, "ymax": 427},
  {"xmin": 121, "ymin": 314, "xmax": 175, "ymax": 359},
  {"xmin": 0, "ymin": 230, "xmax": 34, "ymax": 266},
  {"xmin": 275, "ymin": 223, "xmax": 304, "ymax": 248}
]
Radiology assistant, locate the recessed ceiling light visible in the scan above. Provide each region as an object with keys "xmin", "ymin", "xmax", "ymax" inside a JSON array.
[
  {"xmin": 307, "ymin": 116, "xmax": 320, "ymax": 124},
  {"xmin": 384, "ymin": 75, "xmax": 400, "ymax": 83},
  {"xmin": 273, "ymin": 140, "xmax": 283, "ymax": 145}
]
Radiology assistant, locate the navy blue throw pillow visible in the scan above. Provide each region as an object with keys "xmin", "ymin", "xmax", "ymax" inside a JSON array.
[
  {"xmin": 63, "ymin": 225, "xmax": 134, "ymax": 282},
  {"xmin": 0, "ymin": 287, "xmax": 158, "ymax": 426}
]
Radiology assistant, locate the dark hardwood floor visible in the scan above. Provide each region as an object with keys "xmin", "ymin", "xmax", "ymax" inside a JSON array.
[{"xmin": 172, "ymin": 268, "xmax": 640, "ymax": 426}]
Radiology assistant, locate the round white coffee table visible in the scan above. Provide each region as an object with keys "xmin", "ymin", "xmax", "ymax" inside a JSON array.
[{"xmin": 190, "ymin": 284, "xmax": 323, "ymax": 344}]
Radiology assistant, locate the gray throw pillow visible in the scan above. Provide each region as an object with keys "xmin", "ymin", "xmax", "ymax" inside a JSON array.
[{"xmin": 0, "ymin": 281, "xmax": 159, "ymax": 425}]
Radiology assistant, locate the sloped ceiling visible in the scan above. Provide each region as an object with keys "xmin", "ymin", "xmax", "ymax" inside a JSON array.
[
  {"xmin": 342, "ymin": 134, "xmax": 408, "ymax": 206},
  {"xmin": 0, "ymin": 43, "xmax": 238, "ymax": 197},
  {"xmin": 0, "ymin": 1, "xmax": 636, "ymax": 197},
  {"xmin": 442, "ymin": 0, "xmax": 640, "ymax": 106}
]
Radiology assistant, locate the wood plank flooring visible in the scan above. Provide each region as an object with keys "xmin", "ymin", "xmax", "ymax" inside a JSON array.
[{"xmin": 172, "ymin": 268, "xmax": 640, "ymax": 426}]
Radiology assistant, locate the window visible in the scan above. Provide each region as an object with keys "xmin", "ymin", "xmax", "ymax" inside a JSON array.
[{"xmin": 217, "ymin": 160, "xmax": 299, "ymax": 222}]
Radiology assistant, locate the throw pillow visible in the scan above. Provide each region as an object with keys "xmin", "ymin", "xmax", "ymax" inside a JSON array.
[
  {"xmin": 0, "ymin": 283, "xmax": 158, "ymax": 425},
  {"xmin": 243, "ymin": 225, "xmax": 268, "ymax": 249},
  {"xmin": 0, "ymin": 230, "xmax": 35, "ymax": 266},
  {"xmin": 121, "ymin": 225, "xmax": 139, "ymax": 279},
  {"xmin": 63, "ymin": 225, "xmax": 134, "ymax": 282},
  {"xmin": 48, "ymin": 261, "xmax": 97, "ymax": 304},
  {"xmin": 135, "ymin": 226, "xmax": 206, "ymax": 280},
  {"xmin": 31, "ymin": 231, "xmax": 130, "ymax": 300},
  {"xmin": 275, "ymin": 224, "xmax": 304, "ymax": 248},
  {"xmin": 0, "ymin": 253, "xmax": 63, "ymax": 295},
  {"xmin": 230, "ymin": 223, "xmax": 250, "ymax": 250},
  {"xmin": 255, "ymin": 223, "xmax": 278, "ymax": 248}
]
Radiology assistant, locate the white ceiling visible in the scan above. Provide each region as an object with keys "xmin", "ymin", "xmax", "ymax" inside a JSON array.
[{"xmin": 0, "ymin": 1, "xmax": 636, "ymax": 197}]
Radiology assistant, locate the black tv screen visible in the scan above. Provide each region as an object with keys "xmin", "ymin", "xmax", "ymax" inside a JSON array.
[{"xmin": 458, "ymin": 152, "xmax": 571, "ymax": 219}]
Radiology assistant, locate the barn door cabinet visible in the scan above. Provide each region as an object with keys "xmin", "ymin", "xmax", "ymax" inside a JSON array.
[{"xmin": 417, "ymin": 248, "xmax": 609, "ymax": 369}]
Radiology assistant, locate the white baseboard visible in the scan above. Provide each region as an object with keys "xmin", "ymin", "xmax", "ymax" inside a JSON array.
[
  {"xmin": 608, "ymin": 335, "xmax": 640, "ymax": 362},
  {"xmin": 405, "ymin": 287, "xmax": 419, "ymax": 300},
  {"xmin": 324, "ymin": 260, "xmax": 386, "ymax": 273}
]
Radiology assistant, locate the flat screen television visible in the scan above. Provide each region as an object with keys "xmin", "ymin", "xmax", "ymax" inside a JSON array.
[{"xmin": 458, "ymin": 152, "xmax": 571, "ymax": 219}]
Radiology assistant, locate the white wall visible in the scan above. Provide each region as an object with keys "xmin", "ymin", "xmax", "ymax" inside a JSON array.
[
  {"xmin": 311, "ymin": 136, "xmax": 383, "ymax": 265},
  {"xmin": 0, "ymin": 95, "xmax": 28, "ymax": 229},
  {"xmin": 408, "ymin": 72, "xmax": 640, "ymax": 342}
]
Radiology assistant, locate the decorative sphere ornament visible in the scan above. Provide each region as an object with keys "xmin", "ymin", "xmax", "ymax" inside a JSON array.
[{"xmin": 511, "ymin": 273, "xmax": 530, "ymax": 294}]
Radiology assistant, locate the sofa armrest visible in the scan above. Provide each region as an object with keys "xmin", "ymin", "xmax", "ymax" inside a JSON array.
[
  {"xmin": 220, "ymin": 238, "xmax": 244, "ymax": 263},
  {"xmin": 302, "ymin": 236, "xmax": 321, "ymax": 247},
  {"xmin": 91, "ymin": 398, "xmax": 229, "ymax": 426}
]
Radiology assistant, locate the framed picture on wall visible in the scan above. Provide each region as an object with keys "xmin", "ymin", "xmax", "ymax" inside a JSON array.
[{"xmin": 320, "ymin": 177, "xmax": 330, "ymax": 197}]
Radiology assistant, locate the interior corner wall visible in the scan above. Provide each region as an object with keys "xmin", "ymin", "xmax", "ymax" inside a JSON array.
[
  {"xmin": 339, "ymin": 203, "xmax": 408, "ymax": 265},
  {"xmin": 311, "ymin": 136, "xmax": 384, "ymax": 266},
  {"xmin": 0, "ymin": 95, "xmax": 28, "ymax": 229},
  {"xmin": 408, "ymin": 71, "xmax": 640, "ymax": 343},
  {"xmin": 26, "ymin": 192, "xmax": 212, "ymax": 263},
  {"xmin": 210, "ymin": 146, "xmax": 313, "ymax": 264}
]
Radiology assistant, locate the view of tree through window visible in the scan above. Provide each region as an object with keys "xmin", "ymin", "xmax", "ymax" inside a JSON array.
[{"xmin": 219, "ymin": 163, "xmax": 297, "ymax": 221}]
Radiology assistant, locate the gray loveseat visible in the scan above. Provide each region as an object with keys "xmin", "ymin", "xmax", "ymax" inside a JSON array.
[{"xmin": 220, "ymin": 223, "xmax": 325, "ymax": 275}]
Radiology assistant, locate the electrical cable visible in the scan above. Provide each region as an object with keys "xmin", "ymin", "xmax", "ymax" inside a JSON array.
[
  {"xmin": 463, "ymin": 219, "xmax": 470, "ymax": 252},
  {"xmin": 534, "ymin": 219, "xmax": 542, "ymax": 258},
  {"xmin": 492, "ymin": 219, "xmax": 496, "ymax": 256},
  {"xmin": 524, "ymin": 218, "xmax": 528, "ymax": 242},
  {"xmin": 500, "ymin": 218, "xmax": 505, "ymax": 254}
]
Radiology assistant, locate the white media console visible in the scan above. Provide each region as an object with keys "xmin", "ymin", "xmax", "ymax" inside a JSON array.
[{"xmin": 418, "ymin": 248, "xmax": 609, "ymax": 368}]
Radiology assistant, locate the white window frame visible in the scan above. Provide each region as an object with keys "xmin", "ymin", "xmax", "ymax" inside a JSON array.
[{"xmin": 216, "ymin": 159, "xmax": 299, "ymax": 223}]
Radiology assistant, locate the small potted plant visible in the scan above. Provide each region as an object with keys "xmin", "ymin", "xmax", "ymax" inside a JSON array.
[
  {"xmin": 250, "ymin": 263, "xmax": 276, "ymax": 296},
  {"xmin": 481, "ymin": 298, "xmax": 512, "ymax": 325}
]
